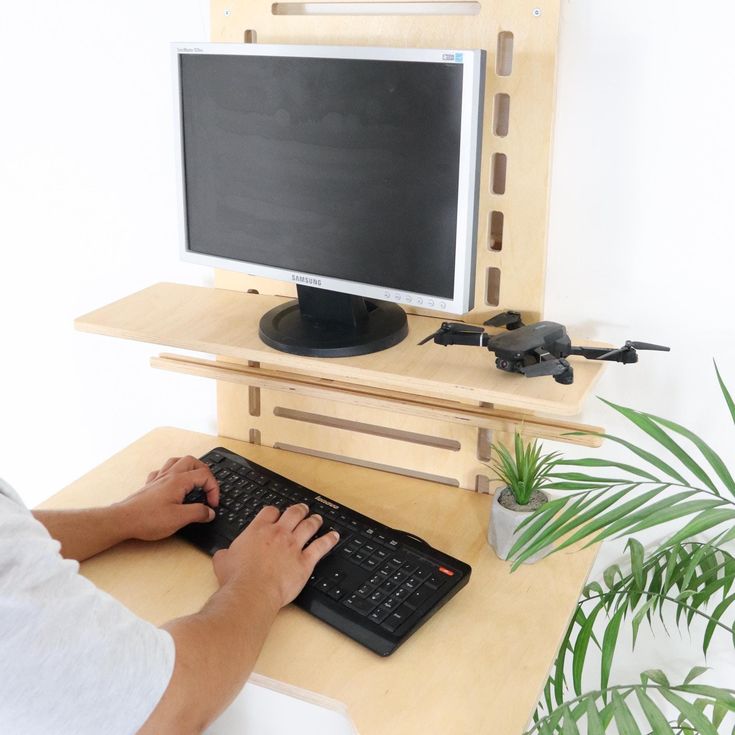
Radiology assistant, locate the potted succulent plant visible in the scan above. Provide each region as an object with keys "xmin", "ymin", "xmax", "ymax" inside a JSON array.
[{"xmin": 487, "ymin": 433, "xmax": 560, "ymax": 563}]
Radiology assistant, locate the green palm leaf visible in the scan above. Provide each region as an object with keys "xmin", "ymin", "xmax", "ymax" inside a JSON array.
[
  {"xmin": 566, "ymin": 431, "xmax": 688, "ymax": 484},
  {"xmin": 528, "ymin": 677, "xmax": 735, "ymax": 735},
  {"xmin": 715, "ymin": 360, "xmax": 735, "ymax": 424},
  {"xmin": 636, "ymin": 688, "xmax": 675, "ymax": 734},
  {"xmin": 659, "ymin": 689, "xmax": 719, "ymax": 735},
  {"xmin": 600, "ymin": 398, "xmax": 720, "ymax": 494},
  {"xmin": 556, "ymin": 458, "xmax": 659, "ymax": 481},
  {"xmin": 644, "ymin": 412, "xmax": 735, "ymax": 496}
]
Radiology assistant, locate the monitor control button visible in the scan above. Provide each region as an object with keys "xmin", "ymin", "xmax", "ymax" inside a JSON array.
[
  {"xmin": 384, "ymin": 292, "xmax": 391, "ymax": 298},
  {"xmin": 440, "ymin": 302, "xmax": 446, "ymax": 309},
  {"xmin": 416, "ymin": 298, "xmax": 423, "ymax": 305},
  {"xmin": 394, "ymin": 294, "xmax": 401, "ymax": 301},
  {"xmin": 427, "ymin": 300, "xmax": 435, "ymax": 307},
  {"xmin": 405, "ymin": 296, "xmax": 412, "ymax": 303}
]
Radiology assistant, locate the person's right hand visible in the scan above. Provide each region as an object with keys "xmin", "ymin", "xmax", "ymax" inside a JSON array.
[{"xmin": 212, "ymin": 504, "xmax": 339, "ymax": 609}]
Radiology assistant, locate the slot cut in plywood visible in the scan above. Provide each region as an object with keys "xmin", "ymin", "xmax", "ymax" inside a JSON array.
[{"xmin": 272, "ymin": 2, "xmax": 482, "ymax": 15}]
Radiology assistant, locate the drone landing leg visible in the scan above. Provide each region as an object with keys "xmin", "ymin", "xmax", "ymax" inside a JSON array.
[{"xmin": 553, "ymin": 365, "xmax": 574, "ymax": 385}]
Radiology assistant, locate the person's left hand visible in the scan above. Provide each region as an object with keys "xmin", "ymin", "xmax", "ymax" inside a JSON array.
[{"xmin": 116, "ymin": 455, "xmax": 220, "ymax": 541}]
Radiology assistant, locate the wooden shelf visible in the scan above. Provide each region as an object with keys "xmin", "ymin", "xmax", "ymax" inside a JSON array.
[{"xmin": 75, "ymin": 282, "xmax": 605, "ymax": 417}]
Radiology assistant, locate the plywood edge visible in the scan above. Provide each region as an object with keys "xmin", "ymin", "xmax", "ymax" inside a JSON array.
[{"xmin": 74, "ymin": 282, "xmax": 606, "ymax": 417}]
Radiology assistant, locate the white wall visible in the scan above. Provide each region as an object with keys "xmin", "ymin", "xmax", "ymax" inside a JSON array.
[
  {"xmin": 1, "ymin": 0, "xmax": 734, "ymax": 508},
  {"xmin": 546, "ymin": 0, "xmax": 735, "ymax": 469}
]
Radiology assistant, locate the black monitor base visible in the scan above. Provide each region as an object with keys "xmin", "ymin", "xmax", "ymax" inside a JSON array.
[{"xmin": 259, "ymin": 285, "xmax": 408, "ymax": 358}]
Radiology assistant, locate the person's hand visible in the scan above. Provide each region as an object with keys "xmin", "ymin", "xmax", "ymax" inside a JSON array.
[
  {"xmin": 213, "ymin": 504, "xmax": 339, "ymax": 609},
  {"xmin": 116, "ymin": 455, "xmax": 220, "ymax": 542}
]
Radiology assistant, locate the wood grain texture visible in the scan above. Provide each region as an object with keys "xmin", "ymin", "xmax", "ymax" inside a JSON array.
[
  {"xmin": 152, "ymin": 352, "xmax": 604, "ymax": 443},
  {"xmin": 76, "ymin": 282, "xmax": 605, "ymax": 415},
  {"xmin": 39, "ymin": 428, "xmax": 597, "ymax": 735}
]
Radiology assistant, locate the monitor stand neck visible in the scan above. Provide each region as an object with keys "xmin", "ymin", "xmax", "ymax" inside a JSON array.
[{"xmin": 258, "ymin": 284, "xmax": 408, "ymax": 357}]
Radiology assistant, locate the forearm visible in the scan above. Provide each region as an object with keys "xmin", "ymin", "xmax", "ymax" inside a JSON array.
[
  {"xmin": 139, "ymin": 577, "xmax": 280, "ymax": 734},
  {"xmin": 32, "ymin": 504, "xmax": 133, "ymax": 561}
]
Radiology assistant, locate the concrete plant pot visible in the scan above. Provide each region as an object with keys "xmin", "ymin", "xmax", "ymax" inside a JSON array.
[{"xmin": 488, "ymin": 487, "xmax": 549, "ymax": 564}]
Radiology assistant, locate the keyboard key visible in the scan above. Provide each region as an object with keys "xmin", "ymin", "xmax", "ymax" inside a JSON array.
[
  {"xmin": 424, "ymin": 573, "xmax": 446, "ymax": 590},
  {"xmin": 369, "ymin": 605, "xmax": 393, "ymax": 624},
  {"xmin": 382, "ymin": 608, "xmax": 411, "ymax": 633},
  {"xmin": 368, "ymin": 590, "xmax": 386, "ymax": 605},
  {"xmin": 183, "ymin": 487, "xmax": 207, "ymax": 504},
  {"xmin": 403, "ymin": 586, "xmax": 433, "ymax": 610},
  {"xmin": 328, "ymin": 586, "xmax": 347, "ymax": 601},
  {"xmin": 316, "ymin": 579, "xmax": 333, "ymax": 593},
  {"xmin": 381, "ymin": 596, "xmax": 399, "ymax": 611},
  {"xmin": 343, "ymin": 594, "xmax": 376, "ymax": 616}
]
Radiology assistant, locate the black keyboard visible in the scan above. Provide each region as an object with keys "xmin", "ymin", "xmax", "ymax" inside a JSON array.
[{"xmin": 178, "ymin": 447, "xmax": 471, "ymax": 656}]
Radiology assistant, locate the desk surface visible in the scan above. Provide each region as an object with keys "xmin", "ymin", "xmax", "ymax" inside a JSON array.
[{"xmin": 42, "ymin": 428, "xmax": 597, "ymax": 735}]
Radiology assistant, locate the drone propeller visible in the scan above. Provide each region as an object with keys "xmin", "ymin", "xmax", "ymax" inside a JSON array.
[
  {"xmin": 483, "ymin": 310, "xmax": 524, "ymax": 330},
  {"xmin": 627, "ymin": 341, "xmax": 671, "ymax": 352},
  {"xmin": 418, "ymin": 321, "xmax": 485, "ymax": 346},
  {"xmin": 597, "ymin": 341, "xmax": 671, "ymax": 360},
  {"xmin": 521, "ymin": 359, "xmax": 570, "ymax": 378}
]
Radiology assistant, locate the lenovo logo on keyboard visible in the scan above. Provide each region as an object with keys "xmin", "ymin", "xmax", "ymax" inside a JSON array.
[{"xmin": 314, "ymin": 496, "xmax": 340, "ymax": 510}]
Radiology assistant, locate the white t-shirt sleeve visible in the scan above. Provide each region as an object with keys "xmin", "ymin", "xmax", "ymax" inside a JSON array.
[{"xmin": 0, "ymin": 479, "xmax": 175, "ymax": 735}]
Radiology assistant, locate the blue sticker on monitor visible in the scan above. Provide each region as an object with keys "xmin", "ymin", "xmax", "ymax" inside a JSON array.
[{"xmin": 455, "ymin": 52, "xmax": 464, "ymax": 63}]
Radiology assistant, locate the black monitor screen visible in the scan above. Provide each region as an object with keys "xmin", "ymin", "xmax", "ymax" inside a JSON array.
[{"xmin": 180, "ymin": 53, "xmax": 464, "ymax": 299}]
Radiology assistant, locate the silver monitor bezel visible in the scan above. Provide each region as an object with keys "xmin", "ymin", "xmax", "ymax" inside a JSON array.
[{"xmin": 172, "ymin": 42, "xmax": 483, "ymax": 314}]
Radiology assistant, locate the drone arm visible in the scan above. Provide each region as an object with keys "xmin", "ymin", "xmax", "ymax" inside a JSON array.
[
  {"xmin": 434, "ymin": 330, "xmax": 489, "ymax": 347},
  {"xmin": 569, "ymin": 345, "xmax": 638, "ymax": 364}
]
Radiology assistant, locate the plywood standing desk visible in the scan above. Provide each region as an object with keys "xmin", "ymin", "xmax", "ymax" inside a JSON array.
[{"xmin": 41, "ymin": 427, "xmax": 597, "ymax": 735}]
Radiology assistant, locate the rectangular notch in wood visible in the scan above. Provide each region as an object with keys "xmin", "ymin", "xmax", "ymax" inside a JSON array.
[
  {"xmin": 488, "ymin": 211, "xmax": 503, "ymax": 251},
  {"xmin": 491, "ymin": 153, "xmax": 507, "ymax": 195},
  {"xmin": 485, "ymin": 267, "xmax": 501, "ymax": 306},
  {"xmin": 273, "ymin": 407, "xmax": 461, "ymax": 451},
  {"xmin": 496, "ymin": 31, "xmax": 514, "ymax": 76},
  {"xmin": 493, "ymin": 93, "xmax": 510, "ymax": 137},
  {"xmin": 272, "ymin": 2, "xmax": 481, "ymax": 15}
]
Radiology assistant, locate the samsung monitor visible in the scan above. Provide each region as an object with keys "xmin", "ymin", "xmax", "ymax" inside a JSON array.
[{"xmin": 173, "ymin": 42, "xmax": 485, "ymax": 357}]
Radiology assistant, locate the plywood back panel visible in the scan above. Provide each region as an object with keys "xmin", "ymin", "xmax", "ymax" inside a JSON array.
[
  {"xmin": 210, "ymin": 0, "xmax": 560, "ymax": 323},
  {"xmin": 209, "ymin": 0, "xmax": 562, "ymax": 488},
  {"xmin": 218, "ymin": 380, "xmax": 490, "ymax": 489}
]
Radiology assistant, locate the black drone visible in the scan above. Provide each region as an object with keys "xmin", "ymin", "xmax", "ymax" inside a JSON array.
[{"xmin": 419, "ymin": 311, "xmax": 670, "ymax": 385}]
